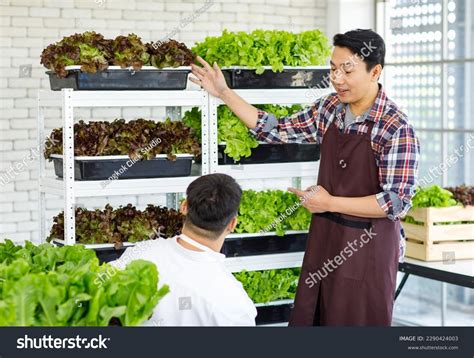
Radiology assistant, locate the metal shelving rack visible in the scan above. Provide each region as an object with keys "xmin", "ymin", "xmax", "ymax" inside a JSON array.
[
  {"xmin": 38, "ymin": 85, "xmax": 329, "ymax": 325},
  {"xmin": 38, "ymin": 88, "xmax": 209, "ymax": 245}
]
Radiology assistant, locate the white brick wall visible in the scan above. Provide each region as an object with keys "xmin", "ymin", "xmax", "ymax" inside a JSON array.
[{"xmin": 0, "ymin": 0, "xmax": 327, "ymax": 244}]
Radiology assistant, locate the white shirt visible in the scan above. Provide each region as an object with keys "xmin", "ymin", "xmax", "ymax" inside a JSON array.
[{"xmin": 109, "ymin": 236, "xmax": 257, "ymax": 326}]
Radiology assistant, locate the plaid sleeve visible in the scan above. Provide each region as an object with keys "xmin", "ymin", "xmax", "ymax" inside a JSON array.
[
  {"xmin": 249, "ymin": 100, "xmax": 322, "ymax": 144},
  {"xmin": 376, "ymin": 123, "xmax": 420, "ymax": 221}
]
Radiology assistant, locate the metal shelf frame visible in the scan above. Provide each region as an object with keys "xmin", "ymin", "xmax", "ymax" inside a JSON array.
[
  {"xmin": 225, "ymin": 252, "xmax": 304, "ymax": 273},
  {"xmin": 38, "ymin": 88, "xmax": 210, "ymax": 245}
]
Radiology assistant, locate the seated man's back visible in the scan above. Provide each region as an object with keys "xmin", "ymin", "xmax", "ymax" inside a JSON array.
[{"xmin": 111, "ymin": 236, "xmax": 256, "ymax": 326}]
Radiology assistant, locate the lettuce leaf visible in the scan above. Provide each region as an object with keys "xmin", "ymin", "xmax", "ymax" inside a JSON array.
[
  {"xmin": 41, "ymin": 31, "xmax": 112, "ymax": 78},
  {"xmin": 112, "ymin": 33, "xmax": 149, "ymax": 70},
  {"xmin": 146, "ymin": 39, "xmax": 195, "ymax": 68}
]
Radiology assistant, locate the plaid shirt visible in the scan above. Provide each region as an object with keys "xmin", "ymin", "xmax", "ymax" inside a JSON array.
[{"xmin": 250, "ymin": 85, "xmax": 420, "ymax": 260}]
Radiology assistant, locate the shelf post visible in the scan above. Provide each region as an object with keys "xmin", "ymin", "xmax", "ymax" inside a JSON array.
[
  {"xmin": 62, "ymin": 89, "xmax": 76, "ymax": 245},
  {"xmin": 208, "ymin": 94, "xmax": 219, "ymax": 174},
  {"xmin": 201, "ymin": 90, "xmax": 209, "ymax": 175}
]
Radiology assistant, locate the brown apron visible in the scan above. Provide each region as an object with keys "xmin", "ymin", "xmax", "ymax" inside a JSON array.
[{"xmin": 289, "ymin": 117, "xmax": 400, "ymax": 326}]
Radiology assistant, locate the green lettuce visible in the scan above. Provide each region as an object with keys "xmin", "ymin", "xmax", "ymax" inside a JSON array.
[
  {"xmin": 236, "ymin": 189, "xmax": 311, "ymax": 235},
  {"xmin": 234, "ymin": 268, "xmax": 301, "ymax": 303},
  {"xmin": 217, "ymin": 106, "xmax": 259, "ymax": 160},
  {"xmin": 411, "ymin": 185, "xmax": 458, "ymax": 208},
  {"xmin": 192, "ymin": 29, "xmax": 331, "ymax": 74},
  {"xmin": 0, "ymin": 240, "xmax": 168, "ymax": 326},
  {"xmin": 182, "ymin": 104, "xmax": 303, "ymax": 161}
]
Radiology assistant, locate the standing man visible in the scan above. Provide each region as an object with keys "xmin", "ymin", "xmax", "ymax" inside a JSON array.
[{"xmin": 191, "ymin": 29, "xmax": 420, "ymax": 326}]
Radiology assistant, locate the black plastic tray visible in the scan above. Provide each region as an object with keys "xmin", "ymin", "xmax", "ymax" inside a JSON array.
[
  {"xmin": 256, "ymin": 303, "xmax": 293, "ymax": 325},
  {"xmin": 218, "ymin": 143, "xmax": 320, "ymax": 165},
  {"xmin": 222, "ymin": 68, "xmax": 330, "ymax": 89},
  {"xmin": 47, "ymin": 68, "xmax": 190, "ymax": 91},
  {"xmin": 222, "ymin": 232, "xmax": 307, "ymax": 257},
  {"xmin": 90, "ymin": 233, "xmax": 307, "ymax": 262},
  {"xmin": 52, "ymin": 240, "xmax": 128, "ymax": 264},
  {"xmin": 51, "ymin": 155, "xmax": 193, "ymax": 181},
  {"xmin": 93, "ymin": 246, "xmax": 127, "ymax": 264}
]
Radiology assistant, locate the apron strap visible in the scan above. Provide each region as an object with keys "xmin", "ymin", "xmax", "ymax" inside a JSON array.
[
  {"xmin": 365, "ymin": 120, "xmax": 376, "ymax": 138},
  {"xmin": 314, "ymin": 212, "xmax": 372, "ymax": 230}
]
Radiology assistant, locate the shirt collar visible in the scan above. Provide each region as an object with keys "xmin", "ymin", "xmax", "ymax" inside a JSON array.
[
  {"xmin": 336, "ymin": 83, "xmax": 387, "ymax": 123},
  {"xmin": 170, "ymin": 236, "xmax": 226, "ymax": 262}
]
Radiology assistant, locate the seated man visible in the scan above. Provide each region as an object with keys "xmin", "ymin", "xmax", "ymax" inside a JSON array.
[{"xmin": 110, "ymin": 173, "xmax": 256, "ymax": 326}]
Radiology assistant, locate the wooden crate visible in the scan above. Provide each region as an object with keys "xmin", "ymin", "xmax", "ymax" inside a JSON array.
[{"xmin": 402, "ymin": 206, "xmax": 474, "ymax": 261}]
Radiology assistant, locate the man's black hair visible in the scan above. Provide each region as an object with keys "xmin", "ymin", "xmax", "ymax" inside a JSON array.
[
  {"xmin": 185, "ymin": 173, "xmax": 242, "ymax": 239},
  {"xmin": 333, "ymin": 29, "xmax": 385, "ymax": 71}
]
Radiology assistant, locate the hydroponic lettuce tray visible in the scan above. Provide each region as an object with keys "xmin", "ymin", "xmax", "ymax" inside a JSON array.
[
  {"xmin": 47, "ymin": 65, "xmax": 191, "ymax": 91},
  {"xmin": 255, "ymin": 300, "xmax": 294, "ymax": 325},
  {"xmin": 52, "ymin": 230, "xmax": 308, "ymax": 263},
  {"xmin": 221, "ymin": 66, "xmax": 330, "ymax": 89},
  {"xmin": 50, "ymin": 154, "xmax": 193, "ymax": 180},
  {"xmin": 222, "ymin": 231, "xmax": 308, "ymax": 257},
  {"xmin": 218, "ymin": 142, "xmax": 320, "ymax": 165}
]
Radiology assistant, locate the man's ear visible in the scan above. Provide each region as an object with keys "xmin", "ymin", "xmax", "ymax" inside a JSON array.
[
  {"xmin": 227, "ymin": 216, "xmax": 237, "ymax": 233},
  {"xmin": 372, "ymin": 64, "xmax": 382, "ymax": 82},
  {"xmin": 180, "ymin": 200, "xmax": 188, "ymax": 215}
]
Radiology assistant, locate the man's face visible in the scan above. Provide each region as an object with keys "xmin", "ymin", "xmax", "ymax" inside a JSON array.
[{"xmin": 329, "ymin": 46, "xmax": 379, "ymax": 104}]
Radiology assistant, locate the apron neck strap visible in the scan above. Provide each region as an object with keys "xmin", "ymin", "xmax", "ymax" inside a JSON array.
[
  {"xmin": 178, "ymin": 233, "xmax": 215, "ymax": 254},
  {"xmin": 365, "ymin": 120, "xmax": 376, "ymax": 137}
]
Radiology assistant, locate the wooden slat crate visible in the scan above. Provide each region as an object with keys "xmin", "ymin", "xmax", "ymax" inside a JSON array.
[{"xmin": 402, "ymin": 206, "xmax": 474, "ymax": 261}]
